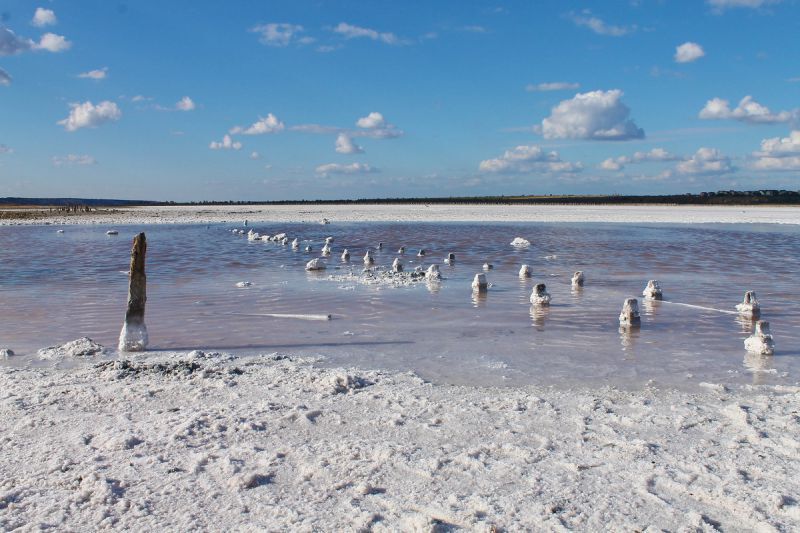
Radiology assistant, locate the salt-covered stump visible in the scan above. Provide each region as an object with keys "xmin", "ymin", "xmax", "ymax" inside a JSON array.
[
  {"xmin": 291, "ymin": 238, "xmax": 299, "ymax": 249},
  {"xmin": 235, "ymin": 281, "xmax": 253, "ymax": 288},
  {"xmin": 273, "ymin": 233, "xmax": 287, "ymax": 242},
  {"xmin": 483, "ymin": 263, "xmax": 493, "ymax": 271},
  {"xmin": 619, "ymin": 298, "xmax": 641, "ymax": 326},
  {"xmin": 572, "ymin": 271, "xmax": 585, "ymax": 287},
  {"xmin": 321, "ymin": 244, "xmax": 332, "ymax": 256},
  {"xmin": 106, "ymin": 230, "xmax": 119, "ymax": 236},
  {"xmin": 510, "ymin": 237, "xmax": 530, "ymax": 247},
  {"xmin": 118, "ymin": 232, "xmax": 149, "ymax": 352},
  {"xmin": 736, "ymin": 290, "xmax": 761, "ymax": 318},
  {"xmin": 281, "ymin": 237, "xmax": 288, "ymax": 245},
  {"xmin": 417, "ymin": 249, "xmax": 426, "ymax": 257},
  {"xmin": 378, "ymin": 242, "xmax": 384, "ymax": 250},
  {"xmin": 643, "ymin": 280, "xmax": 663, "ymax": 300},
  {"xmin": 398, "ymin": 246, "xmax": 405, "ymax": 254},
  {"xmin": 519, "ymin": 264, "xmax": 532, "ymax": 279},
  {"xmin": 0, "ymin": 348, "xmax": 14, "ymax": 358},
  {"xmin": 341, "ymin": 249, "xmax": 350, "ymax": 261},
  {"xmin": 305, "ymin": 245, "xmax": 313, "ymax": 253},
  {"xmin": 530, "ymin": 283, "xmax": 551, "ymax": 305},
  {"xmin": 392, "ymin": 258, "xmax": 403, "ymax": 273},
  {"xmin": 472, "ymin": 273, "xmax": 488, "ymax": 292},
  {"xmin": 325, "ymin": 236, "xmax": 334, "ymax": 244},
  {"xmin": 426, "ymin": 264, "xmax": 441, "ymax": 280},
  {"xmin": 305, "ymin": 258, "xmax": 326, "ymax": 271},
  {"xmin": 444, "ymin": 252, "xmax": 455, "ymax": 265},
  {"xmin": 744, "ymin": 320, "xmax": 775, "ymax": 355},
  {"xmin": 363, "ymin": 251, "xmax": 374, "ymax": 266}
]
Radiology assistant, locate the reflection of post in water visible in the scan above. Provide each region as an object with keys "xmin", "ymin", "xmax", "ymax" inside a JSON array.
[
  {"xmin": 743, "ymin": 351, "xmax": 774, "ymax": 386},
  {"xmin": 619, "ymin": 325, "xmax": 639, "ymax": 352},
  {"xmin": 570, "ymin": 283, "xmax": 584, "ymax": 298},
  {"xmin": 529, "ymin": 304, "xmax": 549, "ymax": 328},
  {"xmin": 426, "ymin": 278, "xmax": 441, "ymax": 294},
  {"xmin": 471, "ymin": 288, "xmax": 488, "ymax": 307},
  {"xmin": 735, "ymin": 313, "xmax": 756, "ymax": 334},
  {"xmin": 641, "ymin": 298, "xmax": 660, "ymax": 316}
]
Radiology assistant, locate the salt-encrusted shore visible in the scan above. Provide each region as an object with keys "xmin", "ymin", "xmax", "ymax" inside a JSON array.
[
  {"xmin": 1, "ymin": 352, "xmax": 798, "ymax": 531},
  {"xmin": 3, "ymin": 203, "xmax": 800, "ymax": 226}
]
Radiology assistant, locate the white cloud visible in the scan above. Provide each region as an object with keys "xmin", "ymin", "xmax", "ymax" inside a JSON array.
[
  {"xmin": 674, "ymin": 42, "xmax": 705, "ymax": 63},
  {"xmin": 0, "ymin": 67, "xmax": 11, "ymax": 86},
  {"xmin": 569, "ymin": 11, "xmax": 635, "ymax": 36},
  {"xmin": 750, "ymin": 130, "xmax": 800, "ymax": 171},
  {"xmin": 249, "ymin": 151, "xmax": 260, "ymax": 160},
  {"xmin": 36, "ymin": 33, "xmax": 71, "ymax": 52},
  {"xmin": 32, "ymin": 8, "xmax": 57, "ymax": 27},
  {"xmin": 0, "ymin": 27, "xmax": 34, "ymax": 56},
  {"xmin": 599, "ymin": 148, "xmax": 682, "ymax": 170},
  {"xmin": 707, "ymin": 0, "xmax": 780, "ymax": 11},
  {"xmin": 175, "ymin": 96, "xmax": 196, "ymax": 111},
  {"xmin": 335, "ymin": 133, "xmax": 364, "ymax": 154},
  {"xmin": 356, "ymin": 112, "xmax": 386, "ymax": 129},
  {"xmin": 315, "ymin": 162, "xmax": 377, "ymax": 177},
  {"xmin": 462, "ymin": 25, "xmax": 488, "ymax": 33},
  {"xmin": 52, "ymin": 154, "xmax": 96, "ymax": 167},
  {"xmin": 250, "ymin": 23, "xmax": 308, "ymax": 47},
  {"xmin": 526, "ymin": 82, "xmax": 580, "ymax": 92},
  {"xmin": 0, "ymin": 144, "xmax": 13, "ymax": 154},
  {"xmin": 540, "ymin": 90, "xmax": 644, "ymax": 140},
  {"xmin": 333, "ymin": 23, "xmax": 401, "ymax": 45},
  {"xmin": 131, "ymin": 95, "xmax": 150, "ymax": 102},
  {"xmin": 479, "ymin": 145, "xmax": 583, "ymax": 174},
  {"xmin": 676, "ymin": 147, "xmax": 733, "ymax": 175},
  {"xmin": 58, "ymin": 101, "xmax": 121, "ymax": 131},
  {"xmin": 699, "ymin": 95, "xmax": 797, "ymax": 124},
  {"xmin": 230, "ymin": 113, "xmax": 285, "ymax": 135},
  {"xmin": 209, "ymin": 135, "xmax": 242, "ymax": 151},
  {"xmin": 78, "ymin": 67, "xmax": 108, "ymax": 80}
]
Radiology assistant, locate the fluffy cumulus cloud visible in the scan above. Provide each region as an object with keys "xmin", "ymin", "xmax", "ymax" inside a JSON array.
[
  {"xmin": 230, "ymin": 113, "xmax": 285, "ymax": 135},
  {"xmin": 315, "ymin": 162, "xmax": 377, "ymax": 177},
  {"xmin": 335, "ymin": 133, "xmax": 364, "ymax": 154},
  {"xmin": 676, "ymin": 147, "xmax": 733, "ymax": 175},
  {"xmin": 356, "ymin": 112, "xmax": 386, "ymax": 129},
  {"xmin": 674, "ymin": 42, "xmax": 705, "ymax": 63},
  {"xmin": 540, "ymin": 90, "xmax": 644, "ymax": 141},
  {"xmin": 354, "ymin": 112, "xmax": 403, "ymax": 139},
  {"xmin": 526, "ymin": 82, "xmax": 580, "ymax": 92},
  {"xmin": 699, "ymin": 95, "xmax": 797, "ymax": 124},
  {"xmin": 32, "ymin": 8, "xmax": 57, "ymax": 27},
  {"xmin": 209, "ymin": 134, "xmax": 242, "ymax": 151},
  {"xmin": 600, "ymin": 148, "xmax": 682, "ymax": 170},
  {"xmin": 0, "ymin": 27, "xmax": 33, "ymax": 56},
  {"xmin": 750, "ymin": 130, "xmax": 800, "ymax": 171},
  {"xmin": 479, "ymin": 145, "xmax": 583, "ymax": 174},
  {"xmin": 0, "ymin": 67, "xmax": 11, "ymax": 86},
  {"xmin": 707, "ymin": 0, "xmax": 780, "ymax": 11},
  {"xmin": 36, "ymin": 33, "xmax": 71, "ymax": 52},
  {"xmin": 175, "ymin": 96, "xmax": 196, "ymax": 111},
  {"xmin": 78, "ymin": 67, "xmax": 108, "ymax": 80},
  {"xmin": 332, "ymin": 23, "xmax": 401, "ymax": 45},
  {"xmin": 58, "ymin": 101, "xmax": 121, "ymax": 131},
  {"xmin": 52, "ymin": 154, "xmax": 96, "ymax": 167},
  {"xmin": 569, "ymin": 11, "xmax": 635, "ymax": 36},
  {"xmin": 250, "ymin": 23, "xmax": 312, "ymax": 47}
]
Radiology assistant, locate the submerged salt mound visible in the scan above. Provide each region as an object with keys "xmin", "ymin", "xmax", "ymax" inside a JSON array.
[
  {"xmin": 305, "ymin": 258, "xmax": 326, "ymax": 271},
  {"xmin": 510, "ymin": 237, "xmax": 530, "ymax": 247},
  {"xmin": 326, "ymin": 266, "xmax": 427, "ymax": 288},
  {"xmin": 235, "ymin": 281, "xmax": 253, "ymax": 288},
  {"xmin": 38, "ymin": 337, "xmax": 107, "ymax": 360}
]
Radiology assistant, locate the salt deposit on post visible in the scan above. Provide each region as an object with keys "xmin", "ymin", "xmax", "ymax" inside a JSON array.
[
  {"xmin": 341, "ymin": 249, "xmax": 350, "ymax": 261},
  {"xmin": 572, "ymin": 271, "xmax": 585, "ymax": 287},
  {"xmin": 305, "ymin": 258, "xmax": 326, "ymax": 271},
  {"xmin": 363, "ymin": 250, "xmax": 374, "ymax": 266},
  {"xmin": 378, "ymin": 242, "xmax": 383, "ymax": 250},
  {"xmin": 483, "ymin": 263, "xmax": 493, "ymax": 271},
  {"xmin": 619, "ymin": 298, "xmax": 642, "ymax": 326},
  {"xmin": 0, "ymin": 348, "xmax": 14, "ymax": 358},
  {"xmin": 530, "ymin": 283, "xmax": 551, "ymax": 305},
  {"xmin": 736, "ymin": 290, "xmax": 761, "ymax": 318},
  {"xmin": 417, "ymin": 249, "xmax": 426, "ymax": 257},
  {"xmin": 444, "ymin": 252, "xmax": 455, "ymax": 265},
  {"xmin": 397, "ymin": 246, "xmax": 405, "ymax": 254},
  {"xmin": 510, "ymin": 237, "xmax": 530, "ymax": 247},
  {"xmin": 304, "ymin": 245, "xmax": 312, "ymax": 253},
  {"xmin": 745, "ymin": 320, "xmax": 775, "ymax": 355},
  {"xmin": 392, "ymin": 258, "xmax": 403, "ymax": 272},
  {"xmin": 118, "ymin": 232, "xmax": 149, "ymax": 352},
  {"xmin": 325, "ymin": 236, "xmax": 334, "ymax": 244},
  {"xmin": 291, "ymin": 238, "xmax": 299, "ymax": 250},
  {"xmin": 235, "ymin": 281, "xmax": 252, "ymax": 288},
  {"xmin": 643, "ymin": 280, "xmax": 663, "ymax": 300},
  {"xmin": 106, "ymin": 230, "xmax": 119, "ymax": 236},
  {"xmin": 472, "ymin": 273, "xmax": 488, "ymax": 291},
  {"xmin": 321, "ymin": 243, "xmax": 332, "ymax": 256},
  {"xmin": 519, "ymin": 264, "xmax": 532, "ymax": 279},
  {"xmin": 425, "ymin": 264, "xmax": 441, "ymax": 280}
]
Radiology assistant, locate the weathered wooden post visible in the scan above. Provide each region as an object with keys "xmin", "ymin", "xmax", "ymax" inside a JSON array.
[{"xmin": 118, "ymin": 232, "xmax": 149, "ymax": 351}]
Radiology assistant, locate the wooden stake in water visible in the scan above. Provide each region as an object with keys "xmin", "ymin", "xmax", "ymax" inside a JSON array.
[{"xmin": 118, "ymin": 232, "xmax": 149, "ymax": 352}]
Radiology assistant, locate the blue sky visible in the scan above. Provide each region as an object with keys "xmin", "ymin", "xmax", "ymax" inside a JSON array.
[{"xmin": 1, "ymin": 0, "xmax": 799, "ymax": 200}]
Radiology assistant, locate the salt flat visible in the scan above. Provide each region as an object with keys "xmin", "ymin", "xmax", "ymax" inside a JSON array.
[{"xmin": 3, "ymin": 203, "xmax": 800, "ymax": 225}]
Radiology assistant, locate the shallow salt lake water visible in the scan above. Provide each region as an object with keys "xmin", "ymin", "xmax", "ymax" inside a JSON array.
[{"xmin": 0, "ymin": 221, "xmax": 798, "ymax": 389}]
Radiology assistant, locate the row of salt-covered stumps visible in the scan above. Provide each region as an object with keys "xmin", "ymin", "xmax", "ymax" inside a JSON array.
[{"xmin": 236, "ymin": 228, "xmax": 775, "ymax": 357}]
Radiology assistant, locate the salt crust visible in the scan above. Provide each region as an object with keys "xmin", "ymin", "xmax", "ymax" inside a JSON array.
[{"xmin": 1, "ymin": 353, "xmax": 798, "ymax": 530}]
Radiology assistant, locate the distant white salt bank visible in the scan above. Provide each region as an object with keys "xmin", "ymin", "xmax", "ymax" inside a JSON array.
[
  {"xmin": 38, "ymin": 337, "xmax": 106, "ymax": 360},
  {"xmin": 510, "ymin": 237, "xmax": 530, "ymax": 247},
  {"xmin": 235, "ymin": 281, "xmax": 253, "ymax": 288}
]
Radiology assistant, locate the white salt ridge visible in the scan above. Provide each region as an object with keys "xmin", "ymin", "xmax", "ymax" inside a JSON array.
[
  {"xmin": 1, "ymin": 354, "xmax": 798, "ymax": 530},
  {"xmin": 37, "ymin": 337, "xmax": 107, "ymax": 360}
]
